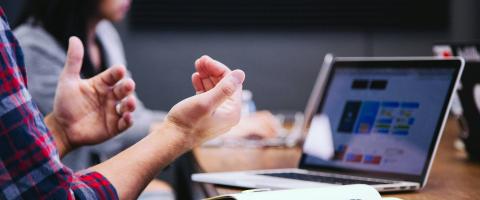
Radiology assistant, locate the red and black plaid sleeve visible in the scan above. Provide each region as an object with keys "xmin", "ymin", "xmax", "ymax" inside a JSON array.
[{"xmin": 0, "ymin": 7, "xmax": 118, "ymax": 200}]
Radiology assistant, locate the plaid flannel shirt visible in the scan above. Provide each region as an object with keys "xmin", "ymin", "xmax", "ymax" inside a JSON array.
[{"xmin": 0, "ymin": 8, "xmax": 118, "ymax": 200}]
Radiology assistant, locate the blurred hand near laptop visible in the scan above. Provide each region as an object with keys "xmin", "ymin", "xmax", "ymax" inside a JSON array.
[
  {"xmin": 220, "ymin": 111, "xmax": 280, "ymax": 140},
  {"xmin": 150, "ymin": 110, "xmax": 280, "ymax": 141}
]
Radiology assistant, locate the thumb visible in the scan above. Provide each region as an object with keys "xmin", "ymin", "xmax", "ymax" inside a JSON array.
[
  {"xmin": 202, "ymin": 70, "xmax": 245, "ymax": 109},
  {"xmin": 62, "ymin": 36, "xmax": 84, "ymax": 78}
]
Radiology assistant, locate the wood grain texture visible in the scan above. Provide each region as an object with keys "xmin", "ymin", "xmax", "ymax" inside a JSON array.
[{"xmin": 194, "ymin": 118, "xmax": 480, "ymax": 199}]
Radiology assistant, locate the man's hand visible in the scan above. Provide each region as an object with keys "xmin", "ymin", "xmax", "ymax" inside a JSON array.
[
  {"xmin": 45, "ymin": 37, "xmax": 137, "ymax": 157},
  {"xmin": 159, "ymin": 56, "xmax": 245, "ymax": 147},
  {"xmin": 191, "ymin": 57, "xmax": 279, "ymax": 141}
]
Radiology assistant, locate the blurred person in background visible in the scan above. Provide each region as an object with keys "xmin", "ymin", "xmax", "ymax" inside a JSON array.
[{"xmin": 14, "ymin": 0, "xmax": 278, "ymax": 199}]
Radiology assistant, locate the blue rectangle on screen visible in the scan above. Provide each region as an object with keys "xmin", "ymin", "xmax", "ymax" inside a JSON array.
[
  {"xmin": 408, "ymin": 118, "xmax": 415, "ymax": 125},
  {"xmin": 401, "ymin": 102, "xmax": 420, "ymax": 109},
  {"xmin": 354, "ymin": 101, "xmax": 380, "ymax": 134},
  {"xmin": 377, "ymin": 119, "xmax": 393, "ymax": 124},
  {"xmin": 381, "ymin": 102, "xmax": 400, "ymax": 108},
  {"xmin": 393, "ymin": 131, "xmax": 409, "ymax": 135},
  {"xmin": 377, "ymin": 129, "xmax": 390, "ymax": 134}
]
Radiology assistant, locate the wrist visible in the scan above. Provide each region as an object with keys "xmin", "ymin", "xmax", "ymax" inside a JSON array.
[
  {"xmin": 45, "ymin": 114, "xmax": 73, "ymax": 157},
  {"xmin": 152, "ymin": 119, "xmax": 196, "ymax": 150}
]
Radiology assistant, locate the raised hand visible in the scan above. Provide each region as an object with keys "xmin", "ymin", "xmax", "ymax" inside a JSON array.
[
  {"xmin": 161, "ymin": 56, "xmax": 245, "ymax": 146},
  {"xmin": 46, "ymin": 37, "xmax": 137, "ymax": 156},
  {"xmin": 192, "ymin": 57, "xmax": 281, "ymax": 140}
]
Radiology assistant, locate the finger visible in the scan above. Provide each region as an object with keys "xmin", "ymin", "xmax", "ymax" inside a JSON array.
[
  {"xmin": 201, "ymin": 70, "xmax": 245, "ymax": 109},
  {"xmin": 113, "ymin": 78, "xmax": 135, "ymax": 100},
  {"xmin": 118, "ymin": 112, "xmax": 133, "ymax": 132},
  {"xmin": 118, "ymin": 96, "xmax": 137, "ymax": 114},
  {"xmin": 195, "ymin": 55, "xmax": 231, "ymax": 78},
  {"xmin": 195, "ymin": 56, "xmax": 232, "ymax": 90},
  {"xmin": 210, "ymin": 76, "xmax": 221, "ymax": 85},
  {"xmin": 62, "ymin": 37, "xmax": 84, "ymax": 78},
  {"xmin": 195, "ymin": 56, "xmax": 210, "ymax": 78},
  {"xmin": 93, "ymin": 65, "xmax": 127, "ymax": 87},
  {"xmin": 201, "ymin": 77, "xmax": 215, "ymax": 91},
  {"xmin": 192, "ymin": 72, "xmax": 205, "ymax": 93}
]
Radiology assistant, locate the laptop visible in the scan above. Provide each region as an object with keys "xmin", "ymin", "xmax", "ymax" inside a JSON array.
[{"xmin": 192, "ymin": 56, "xmax": 465, "ymax": 192}]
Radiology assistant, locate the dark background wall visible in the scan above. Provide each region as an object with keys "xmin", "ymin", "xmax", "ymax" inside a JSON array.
[{"xmin": 1, "ymin": 0, "xmax": 479, "ymax": 112}]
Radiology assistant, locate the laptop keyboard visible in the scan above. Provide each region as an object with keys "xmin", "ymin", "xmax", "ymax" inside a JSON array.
[{"xmin": 259, "ymin": 172, "xmax": 390, "ymax": 185}]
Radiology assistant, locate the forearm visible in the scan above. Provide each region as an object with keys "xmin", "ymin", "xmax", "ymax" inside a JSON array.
[{"xmin": 89, "ymin": 122, "xmax": 193, "ymax": 200}]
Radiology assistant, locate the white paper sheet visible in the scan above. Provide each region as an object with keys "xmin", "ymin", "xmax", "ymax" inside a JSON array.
[{"xmin": 215, "ymin": 185, "xmax": 382, "ymax": 200}]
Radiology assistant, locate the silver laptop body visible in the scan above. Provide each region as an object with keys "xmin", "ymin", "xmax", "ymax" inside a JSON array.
[{"xmin": 193, "ymin": 56, "xmax": 464, "ymax": 192}]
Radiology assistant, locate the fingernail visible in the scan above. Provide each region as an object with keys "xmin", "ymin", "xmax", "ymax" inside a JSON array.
[{"xmin": 69, "ymin": 36, "xmax": 77, "ymax": 44}]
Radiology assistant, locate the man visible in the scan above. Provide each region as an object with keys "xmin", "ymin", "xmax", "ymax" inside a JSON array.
[{"xmin": 0, "ymin": 7, "xmax": 245, "ymax": 199}]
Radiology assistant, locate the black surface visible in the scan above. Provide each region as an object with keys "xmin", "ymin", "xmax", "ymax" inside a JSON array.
[
  {"xmin": 446, "ymin": 43, "xmax": 480, "ymax": 161},
  {"xmin": 457, "ymin": 62, "xmax": 480, "ymax": 162},
  {"xmin": 130, "ymin": 0, "xmax": 449, "ymax": 30}
]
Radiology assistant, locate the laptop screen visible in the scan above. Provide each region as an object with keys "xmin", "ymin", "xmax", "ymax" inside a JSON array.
[{"xmin": 300, "ymin": 59, "xmax": 461, "ymax": 183}]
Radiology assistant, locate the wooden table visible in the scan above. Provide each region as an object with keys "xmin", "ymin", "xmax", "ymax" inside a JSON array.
[{"xmin": 194, "ymin": 119, "xmax": 480, "ymax": 199}]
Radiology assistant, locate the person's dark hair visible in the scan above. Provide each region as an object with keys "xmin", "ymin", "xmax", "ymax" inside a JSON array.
[{"xmin": 15, "ymin": 0, "xmax": 105, "ymax": 78}]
